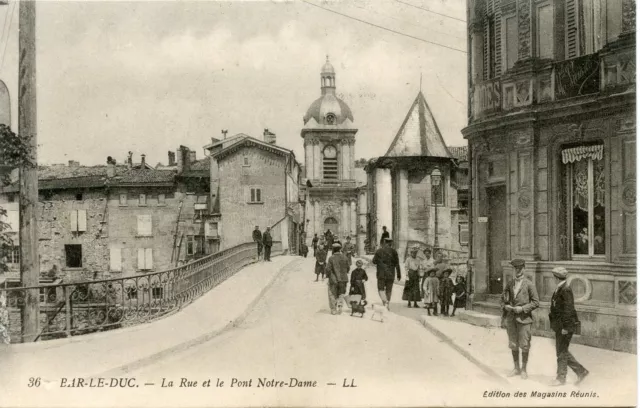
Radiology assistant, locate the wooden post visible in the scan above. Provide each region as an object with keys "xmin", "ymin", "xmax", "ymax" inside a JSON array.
[{"xmin": 18, "ymin": 0, "xmax": 39, "ymax": 342}]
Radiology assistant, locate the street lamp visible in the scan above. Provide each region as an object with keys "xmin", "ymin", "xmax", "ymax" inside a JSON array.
[{"xmin": 431, "ymin": 168, "xmax": 442, "ymax": 249}]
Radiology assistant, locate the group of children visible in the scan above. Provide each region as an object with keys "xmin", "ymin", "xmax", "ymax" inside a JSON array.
[{"xmin": 405, "ymin": 246, "xmax": 467, "ymax": 317}]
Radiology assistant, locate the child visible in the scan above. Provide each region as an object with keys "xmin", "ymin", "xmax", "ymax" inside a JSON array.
[
  {"xmin": 439, "ymin": 269, "xmax": 454, "ymax": 317},
  {"xmin": 349, "ymin": 260, "xmax": 368, "ymax": 300},
  {"xmin": 422, "ymin": 269, "xmax": 439, "ymax": 316},
  {"xmin": 452, "ymin": 276, "xmax": 467, "ymax": 317},
  {"xmin": 314, "ymin": 243, "xmax": 328, "ymax": 282}
]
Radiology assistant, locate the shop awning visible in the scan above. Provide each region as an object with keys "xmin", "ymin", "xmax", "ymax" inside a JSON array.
[{"xmin": 561, "ymin": 145, "xmax": 603, "ymax": 164}]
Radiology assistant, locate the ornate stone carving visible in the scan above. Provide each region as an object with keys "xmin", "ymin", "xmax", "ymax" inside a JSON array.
[
  {"xmin": 568, "ymin": 275, "xmax": 591, "ymax": 303},
  {"xmin": 517, "ymin": 0, "xmax": 531, "ymax": 60},
  {"xmin": 622, "ymin": 0, "xmax": 636, "ymax": 34},
  {"xmin": 516, "ymin": 131, "xmax": 531, "ymax": 146},
  {"xmin": 321, "ymin": 202, "xmax": 339, "ymax": 218},
  {"xmin": 622, "ymin": 183, "xmax": 636, "ymax": 207},
  {"xmin": 618, "ymin": 280, "xmax": 637, "ymax": 305},
  {"xmin": 620, "ymin": 117, "xmax": 636, "ymax": 132},
  {"xmin": 568, "ymin": 123, "xmax": 585, "ymax": 140},
  {"xmin": 518, "ymin": 193, "xmax": 531, "ymax": 210},
  {"xmin": 516, "ymin": 80, "xmax": 531, "ymax": 105}
]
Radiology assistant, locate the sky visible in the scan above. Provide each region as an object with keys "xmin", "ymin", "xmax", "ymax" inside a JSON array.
[{"xmin": 0, "ymin": 0, "xmax": 468, "ymax": 167}]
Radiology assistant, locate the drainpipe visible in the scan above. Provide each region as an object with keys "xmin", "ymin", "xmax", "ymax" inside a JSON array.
[{"xmin": 467, "ymin": 143, "xmax": 474, "ymax": 308}]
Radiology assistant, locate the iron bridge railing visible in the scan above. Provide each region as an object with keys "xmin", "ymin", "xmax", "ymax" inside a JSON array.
[{"xmin": 0, "ymin": 241, "xmax": 282, "ymax": 344}]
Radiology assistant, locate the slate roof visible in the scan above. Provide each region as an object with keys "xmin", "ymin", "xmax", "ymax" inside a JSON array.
[{"xmin": 385, "ymin": 91, "xmax": 451, "ymax": 158}]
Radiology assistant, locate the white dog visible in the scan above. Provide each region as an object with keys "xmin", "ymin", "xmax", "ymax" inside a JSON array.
[{"xmin": 371, "ymin": 303, "xmax": 386, "ymax": 323}]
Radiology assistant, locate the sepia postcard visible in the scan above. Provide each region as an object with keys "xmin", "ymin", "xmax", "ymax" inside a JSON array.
[{"xmin": 0, "ymin": 0, "xmax": 637, "ymax": 407}]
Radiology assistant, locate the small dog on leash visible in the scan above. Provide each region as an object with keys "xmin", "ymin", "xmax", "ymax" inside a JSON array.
[
  {"xmin": 371, "ymin": 303, "xmax": 387, "ymax": 322},
  {"xmin": 350, "ymin": 299, "xmax": 367, "ymax": 317}
]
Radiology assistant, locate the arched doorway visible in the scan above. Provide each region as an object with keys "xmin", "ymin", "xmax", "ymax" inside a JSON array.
[{"xmin": 323, "ymin": 217, "xmax": 339, "ymax": 236}]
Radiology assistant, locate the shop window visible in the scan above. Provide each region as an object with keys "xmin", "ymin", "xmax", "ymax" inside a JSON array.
[
  {"xmin": 65, "ymin": 244, "xmax": 83, "ymax": 268},
  {"xmin": 563, "ymin": 144, "xmax": 605, "ymax": 257}
]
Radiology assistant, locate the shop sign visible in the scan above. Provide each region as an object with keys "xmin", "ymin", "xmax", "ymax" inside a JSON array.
[
  {"xmin": 555, "ymin": 53, "xmax": 600, "ymax": 100},
  {"xmin": 473, "ymin": 79, "xmax": 501, "ymax": 117}
]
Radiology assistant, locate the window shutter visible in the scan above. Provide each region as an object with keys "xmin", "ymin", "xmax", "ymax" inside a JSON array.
[
  {"xmin": 137, "ymin": 248, "xmax": 145, "ymax": 270},
  {"xmin": 494, "ymin": 4, "xmax": 502, "ymax": 74},
  {"xmin": 77, "ymin": 209, "xmax": 87, "ymax": 232},
  {"xmin": 70, "ymin": 210, "xmax": 78, "ymax": 232},
  {"xmin": 566, "ymin": 0, "xmax": 579, "ymax": 58},
  {"xmin": 145, "ymin": 248, "xmax": 153, "ymax": 270},
  {"xmin": 251, "ymin": 188, "xmax": 255, "ymax": 202},
  {"xmin": 110, "ymin": 247, "xmax": 122, "ymax": 271},
  {"xmin": 256, "ymin": 189, "xmax": 261, "ymax": 202},
  {"xmin": 459, "ymin": 223, "xmax": 469, "ymax": 245}
]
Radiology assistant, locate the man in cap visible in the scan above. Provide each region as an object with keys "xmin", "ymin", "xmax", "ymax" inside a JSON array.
[
  {"xmin": 343, "ymin": 236, "xmax": 356, "ymax": 266},
  {"xmin": 549, "ymin": 267, "xmax": 589, "ymax": 386},
  {"xmin": 325, "ymin": 242, "xmax": 350, "ymax": 315},
  {"xmin": 252, "ymin": 226, "xmax": 263, "ymax": 260},
  {"xmin": 501, "ymin": 259, "xmax": 539, "ymax": 379},
  {"xmin": 372, "ymin": 237, "xmax": 401, "ymax": 310},
  {"xmin": 262, "ymin": 226, "xmax": 273, "ymax": 262}
]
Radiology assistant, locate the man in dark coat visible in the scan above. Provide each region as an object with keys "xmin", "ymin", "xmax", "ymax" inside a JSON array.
[
  {"xmin": 312, "ymin": 234, "xmax": 319, "ymax": 255},
  {"xmin": 314, "ymin": 243, "xmax": 328, "ymax": 281},
  {"xmin": 262, "ymin": 226, "xmax": 273, "ymax": 262},
  {"xmin": 372, "ymin": 238, "xmax": 401, "ymax": 310},
  {"xmin": 379, "ymin": 226, "xmax": 390, "ymax": 247},
  {"xmin": 325, "ymin": 243, "xmax": 350, "ymax": 315},
  {"xmin": 549, "ymin": 267, "xmax": 589, "ymax": 386},
  {"xmin": 252, "ymin": 226, "xmax": 263, "ymax": 260},
  {"xmin": 501, "ymin": 259, "xmax": 540, "ymax": 380}
]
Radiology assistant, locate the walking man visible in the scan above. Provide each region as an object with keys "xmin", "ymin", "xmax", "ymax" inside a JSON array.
[
  {"xmin": 549, "ymin": 267, "xmax": 589, "ymax": 386},
  {"xmin": 372, "ymin": 238, "xmax": 401, "ymax": 310},
  {"xmin": 312, "ymin": 233, "xmax": 319, "ymax": 255},
  {"xmin": 379, "ymin": 226, "xmax": 390, "ymax": 246},
  {"xmin": 325, "ymin": 243, "xmax": 350, "ymax": 315},
  {"xmin": 252, "ymin": 226, "xmax": 263, "ymax": 260},
  {"xmin": 501, "ymin": 259, "xmax": 539, "ymax": 379},
  {"xmin": 263, "ymin": 226, "xmax": 273, "ymax": 262}
]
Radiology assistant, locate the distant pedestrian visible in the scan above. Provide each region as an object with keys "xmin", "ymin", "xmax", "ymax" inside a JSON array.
[
  {"xmin": 372, "ymin": 238, "xmax": 401, "ymax": 310},
  {"xmin": 325, "ymin": 230, "xmax": 334, "ymax": 248},
  {"xmin": 549, "ymin": 267, "xmax": 589, "ymax": 386},
  {"xmin": 349, "ymin": 259, "xmax": 368, "ymax": 301},
  {"xmin": 301, "ymin": 243, "xmax": 309, "ymax": 258},
  {"xmin": 312, "ymin": 234, "xmax": 319, "ymax": 255},
  {"xmin": 439, "ymin": 269, "xmax": 454, "ymax": 316},
  {"xmin": 252, "ymin": 226, "xmax": 263, "ymax": 260},
  {"xmin": 314, "ymin": 243, "xmax": 328, "ymax": 281},
  {"xmin": 402, "ymin": 246, "xmax": 422, "ymax": 308},
  {"xmin": 451, "ymin": 276, "xmax": 467, "ymax": 316},
  {"xmin": 379, "ymin": 226, "xmax": 389, "ymax": 246},
  {"xmin": 422, "ymin": 269, "xmax": 439, "ymax": 315},
  {"xmin": 420, "ymin": 248, "xmax": 434, "ymax": 298},
  {"xmin": 343, "ymin": 236, "xmax": 355, "ymax": 265},
  {"xmin": 325, "ymin": 243, "xmax": 350, "ymax": 315},
  {"xmin": 262, "ymin": 227, "xmax": 273, "ymax": 261},
  {"xmin": 502, "ymin": 259, "xmax": 539, "ymax": 380}
]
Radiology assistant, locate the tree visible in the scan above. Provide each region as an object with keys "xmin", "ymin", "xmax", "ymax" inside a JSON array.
[{"xmin": 0, "ymin": 125, "xmax": 34, "ymax": 276}]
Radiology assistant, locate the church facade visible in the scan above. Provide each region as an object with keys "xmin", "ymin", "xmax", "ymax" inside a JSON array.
[{"xmin": 301, "ymin": 58, "xmax": 365, "ymax": 252}]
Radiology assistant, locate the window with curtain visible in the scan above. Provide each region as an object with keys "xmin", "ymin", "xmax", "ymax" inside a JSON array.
[
  {"xmin": 567, "ymin": 0, "xmax": 622, "ymax": 58},
  {"xmin": 563, "ymin": 144, "xmax": 605, "ymax": 257}
]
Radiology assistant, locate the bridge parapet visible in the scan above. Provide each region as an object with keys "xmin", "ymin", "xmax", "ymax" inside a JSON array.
[{"xmin": 0, "ymin": 241, "xmax": 282, "ymax": 344}]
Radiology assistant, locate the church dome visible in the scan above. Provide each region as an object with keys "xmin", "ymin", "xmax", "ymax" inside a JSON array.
[{"xmin": 303, "ymin": 56, "xmax": 354, "ymax": 126}]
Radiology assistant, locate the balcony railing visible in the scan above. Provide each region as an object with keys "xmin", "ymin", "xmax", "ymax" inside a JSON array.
[{"xmin": 0, "ymin": 241, "xmax": 282, "ymax": 344}]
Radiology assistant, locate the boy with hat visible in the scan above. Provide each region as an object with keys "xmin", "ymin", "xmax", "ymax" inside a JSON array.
[
  {"xmin": 549, "ymin": 267, "xmax": 589, "ymax": 386},
  {"xmin": 325, "ymin": 242, "xmax": 350, "ymax": 314},
  {"xmin": 501, "ymin": 258, "xmax": 540, "ymax": 379}
]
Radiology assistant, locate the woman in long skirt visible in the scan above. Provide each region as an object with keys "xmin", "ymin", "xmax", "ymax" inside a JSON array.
[
  {"xmin": 402, "ymin": 246, "xmax": 422, "ymax": 308},
  {"xmin": 314, "ymin": 244, "xmax": 328, "ymax": 281}
]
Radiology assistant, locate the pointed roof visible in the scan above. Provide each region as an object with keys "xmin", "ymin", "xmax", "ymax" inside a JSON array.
[{"xmin": 384, "ymin": 91, "xmax": 451, "ymax": 158}]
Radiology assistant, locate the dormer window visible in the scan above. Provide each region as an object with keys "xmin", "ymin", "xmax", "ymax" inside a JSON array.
[{"xmin": 326, "ymin": 113, "xmax": 336, "ymax": 125}]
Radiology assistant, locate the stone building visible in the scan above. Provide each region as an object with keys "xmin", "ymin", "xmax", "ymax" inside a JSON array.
[
  {"xmin": 0, "ymin": 149, "xmax": 210, "ymax": 283},
  {"xmin": 464, "ymin": 0, "xmax": 636, "ymax": 351},
  {"xmin": 205, "ymin": 131, "xmax": 302, "ymax": 253},
  {"xmin": 365, "ymin": 91, "xmax": 467, "ymax": 258},
  {"xmin": 301, "ymin": 58, "xmax": 365, "ymax": 252}
]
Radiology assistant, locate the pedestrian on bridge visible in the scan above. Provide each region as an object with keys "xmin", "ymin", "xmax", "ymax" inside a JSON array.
[
  {"xmin": 263, "ymin": 227, "xmax": 273, "ymax": 262},
  {"xmin": 252, "ymin": 226, "xmax": 263, "ymax": 260},
  {"xmin": 372, "ymin": 238, "xmax": 401, "ymax": 310},
  {"xmin": 325, "ymin": 242, "xmax": 350, "ymax": 315}
]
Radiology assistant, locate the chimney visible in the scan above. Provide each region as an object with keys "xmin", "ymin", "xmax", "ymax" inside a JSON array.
[
  {"xmin": 222, "ymin": 129, "xmax": 228, "ymax": 139},
  {"xmin": 168, "ymin": 151, "xmax": 176, "ymax": 166},
  {"xmin": 106, "ymin": 156, "xmax": 116, "ymax": 178},
  {"xmin": 263, "ymin": 128, "xmax": 276, "ymax": 145},
  {"xmin": 141, "ymin": 154, "xmax": 146, "ymax": 168},
  {"xmin": 127, "ymin": 151, "xmax": 133, "ymax": 168},
  {"xmin": 177, "ymin": 146, "xmax": 190, "ymax": 173},
  {"xmin": 189, "ymin": 151, "xmax": 196, "ymax": 163},
  {"xmin": 68, "ymin": 160, "xmax": 79, "ymax": 168}
]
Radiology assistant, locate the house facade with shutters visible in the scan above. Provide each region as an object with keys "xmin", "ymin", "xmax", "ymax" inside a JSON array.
[
  {"xmin": 205, "ymin": 131, "xmax": 302, "ymax": 253},
  {"xmin": 463, "ymin": 0, "xmax": 636, "ymax": 351},
  {"xmin": 0, "ymin": 149, "xmax": 211, "ymax": 284}
]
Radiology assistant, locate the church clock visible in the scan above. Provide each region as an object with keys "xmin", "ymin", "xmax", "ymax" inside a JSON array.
[{"xmin": 323, "ymin": 145, "xmax": 337, "ymax": 159}]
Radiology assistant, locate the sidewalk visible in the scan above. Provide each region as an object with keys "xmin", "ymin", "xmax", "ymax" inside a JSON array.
[
  {"xmin": 420, "ymin": 314, "xmax": 637, "ymax": 404},
  {"xmin": 0, "ymin": 256, "xmax": 301, "ymax": 392}
]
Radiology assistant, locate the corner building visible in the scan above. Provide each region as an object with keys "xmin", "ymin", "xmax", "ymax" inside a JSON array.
[
  {"xmin": 302, "ymin": 58, "xmax": 363, "ymax": 251},
  {"xmin": 463, "ymin": 0, "xmax": 636, "ymax": 352}
]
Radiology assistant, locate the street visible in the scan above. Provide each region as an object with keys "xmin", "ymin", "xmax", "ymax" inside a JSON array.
[{"xmin": 121, "ymin": 257, "xmax": 497, "ymax": 407}]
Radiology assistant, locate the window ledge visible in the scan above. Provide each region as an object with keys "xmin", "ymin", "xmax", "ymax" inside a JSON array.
[
  {"xmin": 119, "ymin": 204, "xmax": 128, "ymax": 207},
  {"xmin": 62, "ymin": 267, "xmax": 84, "ymax": 271},
  {"xmin": 247, "ymin": 201, "xmax": 264, "ymax": 204},
  {"xmin": 138, "ymin": 204, "xmax": 148, "ymax": 207},
  {"xmin": 136, "ymin": 235, "xmax": 153, "ymax": 238}
]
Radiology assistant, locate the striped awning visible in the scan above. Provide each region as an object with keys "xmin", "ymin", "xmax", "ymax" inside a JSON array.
[{"xmin": 561, "ymin": 145, "xmax": 603, "ymax": 164}]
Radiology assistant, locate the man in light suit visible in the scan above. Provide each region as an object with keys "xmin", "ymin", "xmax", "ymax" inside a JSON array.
[
  {"xmin": 549, "ymin": 267, "xmax": 589, "ymax": 386},
  {"xmin": 501, "ymin": 259, "xmax": 540, "ymax": 379}
]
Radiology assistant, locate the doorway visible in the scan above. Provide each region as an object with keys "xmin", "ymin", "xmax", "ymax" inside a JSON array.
[{"xmin": 487, "ymin": 185, "xmax": 507, "ymax": 294}]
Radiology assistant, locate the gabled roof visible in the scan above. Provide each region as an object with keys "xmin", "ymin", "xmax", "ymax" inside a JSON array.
[
  {"xmin": 210, "ymin": 134, "xmax": 295, "ymax": 160},
  {"xmin": 385, "ymin": 91, "xmax": 451, "ymax": 158}
]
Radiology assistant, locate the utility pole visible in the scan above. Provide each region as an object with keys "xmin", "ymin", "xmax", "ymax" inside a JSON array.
[{"xmin": 18, "ymin": 0, "xmax": 39, "ymax": 342}]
